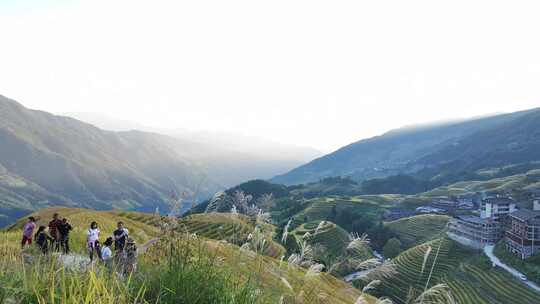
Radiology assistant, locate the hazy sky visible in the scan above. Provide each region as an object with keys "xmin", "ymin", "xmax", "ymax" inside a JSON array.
[{"xmin": 1, "ymin": 0, "xmax": 539, "ymax": 152}]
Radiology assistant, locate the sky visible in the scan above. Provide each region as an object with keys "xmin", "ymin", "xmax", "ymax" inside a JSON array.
[{"xmin": 1, "ymin": 0, "xmax": 539, "ymax": 152}]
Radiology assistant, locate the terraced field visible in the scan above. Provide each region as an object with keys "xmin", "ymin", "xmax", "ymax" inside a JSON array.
[
  {"xmin": 179, "ymin": 213, "xmax": 286, "ymax": 258},
  {"xmin": 291, "ymin": 198, "xmax": 382, "ymax": 228},
  {"xmin": 363, "ymin": 237, "xmax": 540, "ymax": 304},
  {"xmin": 386, "ymin": 214, "xmax": 450, "ymax": 249},
  {"xmin": 294, "ymin": 221, "xmax": 350, "ymax": 259},
  {"xmin": 421, "ymin": 169, "xmax": 540, "ymax": 198}
]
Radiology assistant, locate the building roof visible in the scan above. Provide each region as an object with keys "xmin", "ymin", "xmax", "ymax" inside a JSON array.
[
  {"xmin": 509, "ymin": 209, "xmax": 540, "ymax": 222},
  {"xmin": 483, "ymin": 197, "xmax": 516, "ymax": 205},
  {"xmin": 455, "ymin": 215, "xmax": 492, "ymax": 224}
]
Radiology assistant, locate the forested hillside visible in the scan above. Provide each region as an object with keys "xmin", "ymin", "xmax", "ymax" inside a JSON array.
[{"xmin": 273, "ymin": 108, "xmax": 540, "ymax": 186}]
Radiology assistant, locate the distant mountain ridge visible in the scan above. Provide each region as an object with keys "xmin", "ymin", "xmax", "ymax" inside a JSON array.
[
  {"xmin": 0, "ymin": 95, "xmax": 318, "ymax": 227},
  {"xmin": 272, "ymin": 107, "xmax": 540, "ymax": 186},
  {"xmin": 64, "ymin": 112, "xmax": 322, "ymax": 163}
]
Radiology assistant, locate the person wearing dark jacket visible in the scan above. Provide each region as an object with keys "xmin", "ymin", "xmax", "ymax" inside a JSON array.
[
  {"xmin": 35, "ymin": 226, "xmax": 53, "ymax": 254},
  {"xmin": 58, "ymin": 218, "xmax": 73, "ymax": 254},
  {"xmin": 113, "ymin": 221, "xmax": 129, "ymax": 252},
  {"xmin": 48, "ymin": 213, "xmax": 62, "ymax": 251}
]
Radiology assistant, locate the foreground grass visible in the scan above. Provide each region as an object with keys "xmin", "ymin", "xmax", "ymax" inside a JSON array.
[
  {"xmin": 0, "ymin": 235, "xmax": 260, "ymax": 304},
  {"xmin": 1, "ymin": 207, "xmax": 373, "ymax": 304}
]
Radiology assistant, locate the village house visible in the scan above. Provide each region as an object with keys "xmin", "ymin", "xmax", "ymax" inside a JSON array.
[
  {"xmin": 447, "ymin": 196, "xmax": 517, "ymax": 249},
  {"xmin": 505, "ymin": 209, "xmax": 540, "ymax": 259}
]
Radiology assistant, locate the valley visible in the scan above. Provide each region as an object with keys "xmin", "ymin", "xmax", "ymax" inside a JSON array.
[{"xmin": 2, "ymin": 97, "xmax": 540, "ymax": 303}]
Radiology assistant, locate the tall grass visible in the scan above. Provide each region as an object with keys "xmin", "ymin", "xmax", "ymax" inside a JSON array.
[
  {"xmin": 0, "ymin": 255, "xmax": 142, "ymax": 304},
  {"xmin": 135, "ymin": 235, "xmax": 260, "ymax": 304},
  {"xmin": 0, "ymin": 231, "xmax": 262, "ymax": 304}
]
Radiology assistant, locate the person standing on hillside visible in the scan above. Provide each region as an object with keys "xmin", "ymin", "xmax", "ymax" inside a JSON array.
[
  {"xmin": 87, "ymin": 221, "xmax": 100, "ymax": 262},
  {"xmin": 123, "ymin": 237, "xmax": 138, "ymax": 275},
  {"xmin": 101, "ymin": 237, "xmax": 114, "ymax": 270},
  {"xmin": 21, "ymin": 216, "xmax": 37, "ymax": 248},
  {"xmin": 35, "ymin": 225, "xmax": 53, "ymax": 254},
  {"xmin": 48, "ymin": 213, "xmax": 62, "ymax": 251},
  {"xmin": 58, "ymin": 218, "xmax": 73, "ymax": 254},
  {"xmin": 113, "ymin": 221, "xmax": 129, "ymax": 252}
]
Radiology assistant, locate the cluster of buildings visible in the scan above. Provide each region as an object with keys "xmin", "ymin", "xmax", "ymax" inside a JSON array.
[
  {"xmin": 415, "ymin": 196, "xmax": 477, "ymax": 215},
  {"xmin": 447, "ymin": 195, "xmax": 540, "ymax": 259}
]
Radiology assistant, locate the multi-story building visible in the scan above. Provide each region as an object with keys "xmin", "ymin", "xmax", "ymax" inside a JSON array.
[
  {"xmin": 505, "ymin": 209, "xmax": 540, "ymax": 259},
  {"xmin": 447, "ymin": 196, "xmax": 516, "ymax": 249},
  {"xmin": 447, "ymin": 215, "xmax": 501, "ymax": 249},
  {"xmin": 480, "ymin": 196, "xmax": 517, "ymax": 221}
]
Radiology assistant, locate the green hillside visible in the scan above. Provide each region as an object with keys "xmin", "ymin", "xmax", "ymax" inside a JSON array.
[
  {"xmin": 0, "ymin": 96, "xmax": 225, "ymax": 226},
  {"xmin": 273, "ymin": 109, "xmax": 540, "ymax": 186},
  {"xmin": 360, "ymin": 238, "xmax": 540, "ymax": 304},
  {"xmin": 386, "ymin": 214, "xmax": 450, "ymax": 249},
  {"xmin": 288, "ymin": 197, "xmax": 384, "ymax": 228},
  {"xmin": 178, "ymin": 213, "xmax": 286, "ymax": 258},
  {"xmin": 0, "ymin": 207, "xmax": 375, "ymax": 304},
  {"xmin": 5, "ymin": 207, "xmax": 160, "ymax": 254}
]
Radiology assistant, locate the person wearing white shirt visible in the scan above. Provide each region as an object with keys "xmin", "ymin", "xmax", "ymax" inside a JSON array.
[
  {"xmin": 101, "ymin": 237, "xmax": 114, "ymax": 269},
  {"xmin": 87, "ymin": 221, "xmax": 100, "ymax": 262}
]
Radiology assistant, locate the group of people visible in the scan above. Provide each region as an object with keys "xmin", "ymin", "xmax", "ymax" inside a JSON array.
[
  {"xmin": 21, "ymin": 213, "xmax": 138, "ymax": 273},
  {"xmin": 22, "ymin": 213, "xmax": 72, "ymax": 254}
]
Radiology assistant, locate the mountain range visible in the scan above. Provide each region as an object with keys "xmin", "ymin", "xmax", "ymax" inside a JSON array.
[
  {"xmin": 0, "ymin": 95, "xmax": 319, "ymax": 226},
  {"xmin": 272, "ymin": 107, "xmax": 540, "ymax": 186}
]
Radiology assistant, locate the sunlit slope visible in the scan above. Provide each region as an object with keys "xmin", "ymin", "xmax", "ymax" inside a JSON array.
[
  {"xmin": 204, "ymin": 240, "xmax": 376, "ymax": 304},
  {"xmin": 6, "ymin": 207, "xmax": 160, "ymax": 253},
  {"xmin": 421, "ymin": 168, "xmax": 540, "ymax": 197}
]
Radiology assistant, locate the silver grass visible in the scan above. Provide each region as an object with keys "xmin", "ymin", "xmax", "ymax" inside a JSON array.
[
  {"xmin": 281, "ymin": 220, "xmax": 292, "ymax": 243},
  {"xmin": 281, "ymin": 277, "xmax": 294, "ymax": 291},
  {"xmin": 348, "ymin": 233, "xmax": 370, "ymax": 250},
  {"xmin": 356, "ymin": 258, "xmax": 382, "ymax": 270},
  {"xmin": 362, "ymin": 280, "xmax": 381, "ymax": 293},
  {"xmin": 420, "ymin": 246, "xmax": 432, "ymax": 275},
  {"xmin": 354, "ymin": 295, "xmax": 369, "ymax": 304},
  {"xmin": 288, "ymin": 253, "xmax": 302, "ymax": 266},
  {"xmin": 368, "ymin": 261, "xmax": 397, "ymax": 280},
  {"xmin": 305, "ymin": 263, "xmax": 325, "ymax": 277},
  {"xmin": 415, "ymin": 284, "xmax": 454, "ymax": 304},
  {"xmin": 315, "ymin": 221, "xmax": 326, "ymax": 234}
]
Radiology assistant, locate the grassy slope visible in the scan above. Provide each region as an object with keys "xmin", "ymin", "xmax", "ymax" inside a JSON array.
[
  {"xmin": 386, "ymin": 214, "xmax": 450, "ymax": 249},
  {"xmin": 363, "ymin": 238, "xmax": 540, "ymax": 304},
  {"xmin": 1, "ymin": 207, "xmax": 376, "ymax": 304},
  {"xmin": 208, "ymin": 240, "xmax": 373, "ymax": 304},
  {"xmin": 6, "ymin": 207, "xmax": 160, "ymax": 253}
]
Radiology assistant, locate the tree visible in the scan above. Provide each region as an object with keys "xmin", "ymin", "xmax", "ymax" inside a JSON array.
[{"xmin": 383, "ymin": 237, "xmax": 402, "ymax": 259}]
